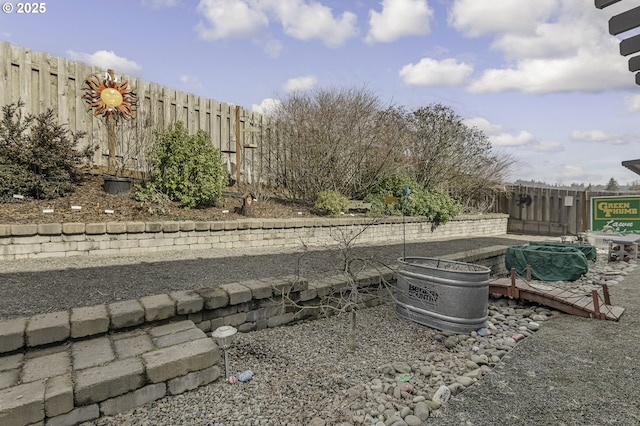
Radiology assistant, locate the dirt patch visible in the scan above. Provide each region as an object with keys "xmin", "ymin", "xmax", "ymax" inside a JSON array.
[{"xmin": 0, "ymin": 174, "xmax": 317, "ymax": 224}]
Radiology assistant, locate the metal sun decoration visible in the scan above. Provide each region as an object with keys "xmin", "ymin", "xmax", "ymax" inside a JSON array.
[{"xmin": 82, "ymin": 72, "xmax": 138, "ymax": 120}]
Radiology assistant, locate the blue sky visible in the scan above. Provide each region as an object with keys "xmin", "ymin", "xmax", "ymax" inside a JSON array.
[{"xmin": 1, "ymin": 0, "xmax": 640, "ymax": 186}]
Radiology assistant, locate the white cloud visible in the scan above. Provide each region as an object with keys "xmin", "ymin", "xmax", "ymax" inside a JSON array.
[
  {"xmin": 448, "ymin": 0, "xmax": 556, "ymax": 37},
  {"xmin": 571, "ymin": 130, "xmax": 634, "ymax": 145},
  {"xmin": 463, "ymin": 116, "xmax": 539, "ymax": 148},
  {"xmin": 66, "ymin": 50, "xmax": 142, "ymax": 75},
  {"xmin": 262, "ymin": 0, "xmax": 358, "ymax": 47},
  {"xmin": 283, "ymin": 75, "xmax": 317, "ymax": 92},
  {"xmin": 454, "ymin": 0, "xmax": 634, "ymax": 94},
  {"xmin": 399, "ymin": 58, "xmax": 472, "ymax": 87},
  {"xmin": 195, "ymin": 0, "xmax": 358, "ymax": 48},
  {"xmin": 365, "ymin": 0, "xmax": 433, "ymax": 44},
  {"xmin": 252, "ymin": 97, "xmax": 281, "ymax": 115},
  {"xmin": 195, "ymin": 0, "xmax": 268, "ymax": 40},
  {"xmin": 491, "ymin": 130, "xmax": 534, "ymax": 147},
  {"xmin": 532, "ymin": 141, "xmax": 563, "ymax": 153},
  {"xmin": 624, "ymin": 94, "xmax": 640, "ymax": 113},
  {"xmin": 462, "ymin": 117, "xmax": 502, "ymax": 135},
  {"xmin": 179, "ymin": 75, "xmax": 203, "ymax": 89}
]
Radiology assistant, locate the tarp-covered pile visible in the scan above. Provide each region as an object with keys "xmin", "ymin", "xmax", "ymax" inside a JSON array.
[{"xmin": 505, "ymin": 243, "xmax": 596, "ymax": 281}]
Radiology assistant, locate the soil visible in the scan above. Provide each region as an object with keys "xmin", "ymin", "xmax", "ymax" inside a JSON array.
[{"xmin": 0, "ymin": 174, "xmax": 317, "ymax": 225}]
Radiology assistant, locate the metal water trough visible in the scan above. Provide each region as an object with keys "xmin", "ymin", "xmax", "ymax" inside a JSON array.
[{"xmin": 395, "ymin": 257, "xmax": 491, "ymax": 334}]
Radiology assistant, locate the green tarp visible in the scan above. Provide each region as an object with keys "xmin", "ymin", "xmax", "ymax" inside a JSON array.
[
  {"xmin": 505, "ymin": 245, "xmax": 589, "ymax": 281},
  {"xmin": 528, "ymin": 241, "xmax": 598, "ymax": 261}
]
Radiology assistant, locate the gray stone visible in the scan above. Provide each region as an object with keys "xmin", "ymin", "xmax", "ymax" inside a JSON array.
[
  {"xmin": 167, "ymin": 365, "xmax": 221, "ymax": 395},
  {"xmin": 46, "ymin": 404, "xmax": 99, "ymax": 426},
  {"xmin": 239, "ymin": 280, "xmax": 273, "ymax": 299},
  {"xmin": 148, "ymin": 321, "xmax": 194, "ymax": 338},
  {"xmin": 308, "ymin": 418, "xmax": 326, "ymax": 426},
  {"xmin": 404, "ymin": 415, "xmax": 423, "ymax": 426},
  {"xmin": 154, "ymin": 328, "xmax": 207, "ymax": 348},
  {"xmin": 113, "ymin": 334, "xmax": 154, "ymax": 359},
  {"xmin": 267, "ymin": 312, "xmax": 294, "ymax": 328},
  {"xmin": 0, "ymin": 370, "xmax": 19, "ymax": 389},
  {"xmin": 45, "ymin": 374, "xmax": 74, "ymax": 418},
  {"xmin": 108, "ymin": 300, "xmax": 145, "ymax": 329},
  {"xmin": 74, "ymin": 358, "xmax": 145, "ymax": 405},
  {"xmin": 456, "ymin": 376, "xmax": 475, "ymax": 387},
  {"xmin": 140, "ymin": 294, "xmax": 176, "ymax": 322},
  {"xmin": 0, "ymin": 353, "xmax": 23, "ymax": 372},
  {"xmin": 219, "ymin": 282, "xmax": 252, "ymax": 305},
  {"xmin": 142, "ymin": 338, "xmax": 219, "ymax": 383},
  {"xmin": 432, "ymin": 385, "xmax": 451, "ymax": 404},
  {"xmin": 169, "ymin": 290, "xmax": 204, "ymax": 315},
  {"xmin": 26, "ymin": 312, "xmax": 70, "ymax": 347},
  {"xmin": 99, "ymin": 383, "xmax": 166, "ymax": 416},
  {"xmin": 392, "ymin": 362, "xmax": 412, "ymax": 374},
  {"xmin": 196, "ymin": 287, "xmax": 229, "ymax": 310},
  {"xmin": 71, "ymin": 337, "xmax": 115, "ymax": 370},
  {"xmin": 22, "ymin": 352, "xmax": 71, "ymax": 383},
  {"xmin": 70, "ymin": 305, "xmax": 109, "ymax": 338},
  {"xmin": 414, "ymin": 401, "xmax": 430, "ymax": 421},
  {"xmin": 0, "ymin": 317, "xmax": 26, "ymax": 353},
  {"xmin": 0, "ymin": 380, "xmax": 45, "ymax": 426}
]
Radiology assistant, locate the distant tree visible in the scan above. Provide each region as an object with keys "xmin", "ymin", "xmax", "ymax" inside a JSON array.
[
  {"xmin": 629, "ymin": 180, "xmax": 640, "ymax": 191},
  {"xmin": 606, "ymin": 177, "xmax": 620, "ymax": 192}
]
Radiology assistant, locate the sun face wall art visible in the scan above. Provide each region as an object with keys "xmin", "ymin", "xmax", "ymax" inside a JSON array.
[{"xmin": 82, "ymin": 72, "xmax": 138, "ymax": 120}]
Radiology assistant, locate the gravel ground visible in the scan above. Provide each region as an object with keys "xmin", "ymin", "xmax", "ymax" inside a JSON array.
[{"xmin": 0, "ymin": 236, "xmax": 533, "ymax": 319}]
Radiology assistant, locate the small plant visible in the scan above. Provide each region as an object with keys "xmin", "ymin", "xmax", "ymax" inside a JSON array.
[
  {"xmin": 147, "ymin": 122, "xmax": 227, "ymax": 209},
  {"xmin": 0, "ymin": 101, "xmax": 95, "ymax": 201},
  {"xmin": 365, "ymin": 175, "xmax": 460, "ymax": 224},
  {"xmin": 132, "ymin": 183, "xmax": 171, "ymax": 215},
  {"xmin": 312, "ymin": 189, "xmax": 349, "ymax": 216}
]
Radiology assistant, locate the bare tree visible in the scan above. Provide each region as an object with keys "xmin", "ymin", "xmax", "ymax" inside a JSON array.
[{"xmin": 271, "ymin": 86, "xmax": 407, "ymax": 202}]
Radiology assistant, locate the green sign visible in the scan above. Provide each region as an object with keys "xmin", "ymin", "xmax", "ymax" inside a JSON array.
[{"xmin": 591, "ymin": 195, "xmax": 640, "ymax": 233}]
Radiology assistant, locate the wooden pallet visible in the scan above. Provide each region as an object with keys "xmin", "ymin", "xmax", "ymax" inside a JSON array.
[{"xmin": 490, "ymin": 269, "xmax": 625, "ymax": 321}]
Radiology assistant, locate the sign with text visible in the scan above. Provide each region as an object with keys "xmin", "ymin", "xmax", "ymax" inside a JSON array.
[{"xmin": 591, "ymin": 195, "xmax": 640, "ymax": 233}]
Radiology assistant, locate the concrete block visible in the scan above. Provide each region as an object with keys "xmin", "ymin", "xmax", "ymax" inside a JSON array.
[
  {"xmin": 203, "ymin": 304, "xmax": 237, "ymax": 320},
  {"xmin": 61, "ymin": 223, "xmax": 85, "ymax": 235},
  {"xmin": 45, "ymin": 374, "xmax": 74, "ymax": 418},
  {"xmin": 125, "ymin": 222, "xmax": 146, "ymax": 233},
  {"xmin": 26, "ymin": 312, "xmax": 70, "ymax": 348},
  {"xmin": 0, "ymin": 317, "xmax": 26, "ymax": 353},
  {"xmin": 0, "ymin": 353, "xmax": 23, "ymax": 373},
  {"xmin": 99, "ymin": 383, "xmax": 166, "ymax": 416},
  {"xmin": 195, "ymin": 287, "xmax": 229, "ymax": 310},
  {"xmin": 267, "ymin": 312, "xmax": 295, "ymax": 328},
  {"xmin": 210, "ymin": 222, "xmax": 225, "ymax": 231},
  {"xmin": 219, "ymin": 282, "xmax": 252, "ymax": 305},
  {"xmin": 167, "ymin": 365, "xmax": 221, "ymax": 395},
  {"xmin": 179, "ymin": 221, "xmax": 196, "ymax": 231},
  {"xmin": 153, "ymin": 328, "xmax": 207, "ymax": 348},
  {"xmin": 84, "ymin": 223, "xmax": 106, "ymax": 235},
  {"xmin": 74, "ymin": 358, "xmax": 145, "ymax": 405},
  {"xmin": 145, "ymin": 222, "xmax": 163, "ymax": 233},
  {"xmin": 194, "ymin": 221, "xmax": 211, "ymax": 231},
  {"xmin": 240, "ymin": 280, "xmax": 273, "ymax": 299},
  {"xmin": 161, "ymin": 221, "xmax": 180, "ymax": 233},
  {"xmin": 223, "ymin": 312, "xmax": 247, "ymax": 327},
  {"xmin": 0, "ymin": 380, "xmax": 45, "ymax": 426},
  {"xmin": 37, "ymin": 223, "xmax": 62, "ymax": 236},
  {"xmin": 71, "ymin": 337, "xmax": 115, "ymax": 370},
  {"xmin": 10, "ymin": 224, "xmax": 38, "ymax": 236},
  {"xmin": 70, "ymin": 305, "xmax": 109, "ymax": 338},
  {"xmin": 140, "ymin": 294, "xmax": 176, "ymax": 322},
  {"xmin": 148, "ymin": 321, "xmax": 195, "ymax": 338},
  {"xmin": 169, "ymin": 290, "xmax": 204, "ymax": 315},
  {"xmin": 46, "ymin": 404, "xmax": 99, "ymax": 426},
  {"xmin": 142, "ymin": 338, "xmax": 219, "ymax": 383},
  {"xmin": 105, "ymin": 222, "xmax": 127, "ymax": 234},
  {"xmin": 113, "ymin": 334, "xmax": 153, "ymax": 359},
  {"xmin": 108, "ymin": 300, "xmax": 145, "ymax": 329},
  {"xmin": 0, "ymin": 224, "xmax": 10, "ymax": 236},
  {"xmin": 0, "ymin": 370, "xmax": 19, "ymax": 389},
  {"xmin": 22, "ymin": 352, "xmax": 71, "ymax": 383}
]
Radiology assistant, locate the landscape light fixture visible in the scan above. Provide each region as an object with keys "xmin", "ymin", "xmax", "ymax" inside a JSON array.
[{"xmin": 211, "ymin": 325, "xmax": 238, "ymax": 380}]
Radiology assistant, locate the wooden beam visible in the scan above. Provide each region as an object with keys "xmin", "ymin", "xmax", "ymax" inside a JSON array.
[
  {"xmin": 595, "ymin": 0, "xmax": 621, "ymax": 9},
  {"xmin": 609, "ymin": 5, "xmax": 640, "ymax": 35},
  {"xmin": 620, "ymin": 33, "xmax": 640, "ymax": 56}
]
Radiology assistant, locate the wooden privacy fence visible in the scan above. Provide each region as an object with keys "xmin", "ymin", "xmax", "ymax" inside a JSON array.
[
  {"xmin": 0, "ymin": 40, "xmax": 278, "ymax": 184},
  {"xmin": 497, "ymin": 185, "xmax": 626, "ymax": 236}
]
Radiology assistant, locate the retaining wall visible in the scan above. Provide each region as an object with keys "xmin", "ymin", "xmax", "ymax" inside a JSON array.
[{"xmin": 0, "ymin": 214, "xmax": 508, "ymax": 260}]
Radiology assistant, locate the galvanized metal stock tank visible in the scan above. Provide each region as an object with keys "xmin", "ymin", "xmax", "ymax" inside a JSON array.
[{"xmin": 395, "ymin": 257, "xmax": 491, "ymax": 334}]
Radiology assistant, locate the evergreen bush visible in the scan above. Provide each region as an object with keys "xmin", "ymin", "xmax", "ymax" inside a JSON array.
[{"xmin": 313, "ymin": 189, "xmax": 349, "ymax": 216}]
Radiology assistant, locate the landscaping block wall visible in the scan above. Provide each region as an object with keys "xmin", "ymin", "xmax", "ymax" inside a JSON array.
[{"xmin": 0, "ymin": 214, "xmax": 508, "ymax": 260}]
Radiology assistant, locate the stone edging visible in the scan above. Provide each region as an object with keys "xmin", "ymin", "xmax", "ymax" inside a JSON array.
[{"xmin": 0, "ymin": 214, "xmax": 508, "ymax": 260}]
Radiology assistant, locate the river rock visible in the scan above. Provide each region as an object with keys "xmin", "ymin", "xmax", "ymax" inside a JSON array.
[
  {"xmin": 392, "ymin": 362, "xmax": 412, "ymax": 373},
  {"xmin": 432, "ymin": 385, "xmax": 451, "ymax": 404},
  {"xmin": 414, "ymin": 401, "xmax": 430, "ymax": 420},
  {"xmin": 404, "ymin": 415, "xmax": 423, "ymax": 426}
]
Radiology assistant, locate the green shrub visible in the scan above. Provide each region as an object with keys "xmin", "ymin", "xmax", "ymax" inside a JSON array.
[
  {"xmin": 0, "ymin": 101, "xmax": 93, "ymax": 200},
  {"xmin": 365, "ymin": 175, "xmax": 460, "ymax": 224},
  {"xmin": 148, "ymin": 122, "xmax": 226, "ymax": 209},
  {"xmin": 313, "ymin": 189, "xmax": 349, "ymax": 216},
  {"xmin": 132, "ymin": 182, "xmax": 171, "ymax": 215}
]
